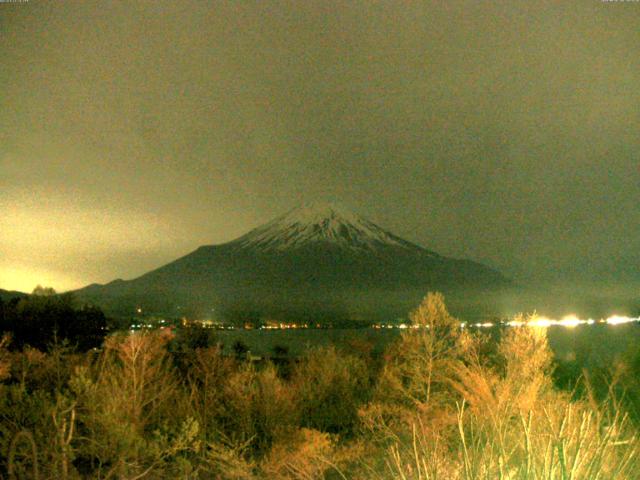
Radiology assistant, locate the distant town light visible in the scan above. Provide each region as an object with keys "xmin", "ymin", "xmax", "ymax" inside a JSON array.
[
  {"xmin": 473, "ymin": 322, "xmax": 494, "ymax": 328},
  {"xmin": 606, "ymin": 315, "xmax": 639, "ymax": 325},
  {"xmin": 529, "ymin": 316, "xmax": 554, "ymax": 328},
  {"xmin": 558, "ymin": 315, "xmax": 582, "ymax": 328}
]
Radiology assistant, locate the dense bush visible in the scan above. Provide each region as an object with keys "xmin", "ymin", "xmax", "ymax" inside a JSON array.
[
  {"xmin": 0, "ymin": 289, "xmax": 107, "ymax": 351},
  {"xmin": 0, "ymin": 292, "xmax": 638, "ymax": 479}
]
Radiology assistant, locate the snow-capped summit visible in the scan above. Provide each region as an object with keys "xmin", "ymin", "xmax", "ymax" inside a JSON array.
[
  {"xmin": 232, "ymin": 202, "xmax": 418, "ymax": 252},
  {"xmin": 75, "ymin": 201, "xmax": 509, "ymax": 322}
]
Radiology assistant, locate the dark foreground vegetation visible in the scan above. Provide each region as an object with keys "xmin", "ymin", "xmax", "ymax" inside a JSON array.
[
  {"xmin": 1, "ymin": 292, "xmax": 640, "ymax": 479},
  {"xmin": 0, "ymin": 287, "xmax": 106, "ymax": 352}
]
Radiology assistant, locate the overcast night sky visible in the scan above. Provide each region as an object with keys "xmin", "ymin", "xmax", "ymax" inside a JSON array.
[{"xmin": 1, "ymin": 1, "xmax": 639, "ymax": 293}]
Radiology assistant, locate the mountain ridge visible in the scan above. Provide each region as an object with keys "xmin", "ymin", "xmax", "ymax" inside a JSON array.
[
  {"xmin": 230, "ymin": 202, "xmax": 430, "ymax": 254},
  {"xmin": 0, "ymin": 289, "xmax": 28, "ymax": 302},
  {"xmin": 76, "ymin": 203, "xmax": 509, "ymax": 323}
]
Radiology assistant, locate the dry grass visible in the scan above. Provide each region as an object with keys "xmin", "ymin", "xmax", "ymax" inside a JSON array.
[
  {"xmin": 2, "ymin": 296, "xmax": 640, "ymax": 479},
  {"xmin": 383, "ymin": 314, "xmax": 640, "ymax": 480}
]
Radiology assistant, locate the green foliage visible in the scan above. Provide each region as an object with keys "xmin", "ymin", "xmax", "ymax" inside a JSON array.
[{"xmin": 293, "ymin": 346, "xmax": 371, "ymax": 436}]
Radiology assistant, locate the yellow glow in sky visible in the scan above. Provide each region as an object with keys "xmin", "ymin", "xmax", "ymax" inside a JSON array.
[
  {"xmin": 0, "ymin": 264, "xmax": 83, "ymax": 293},
  {"xmin": 0, "ymin": 193, "xmax": 199, "ymax": 293},
  {"xmin": 1, "ymin": 0, "xmax": 639, "ymax": 293}
]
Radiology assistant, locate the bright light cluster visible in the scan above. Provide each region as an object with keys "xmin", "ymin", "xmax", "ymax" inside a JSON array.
[
  {"xmin": 500, "ymin": 314, "xmax": 639, "ymax": 329},
  {"xmin": 370, "ymin": 314, "xmax": 640, "ymax": 331},
  {"xmin": 605, "ymin": 315, "xmax": 639, "ymax": 325}
]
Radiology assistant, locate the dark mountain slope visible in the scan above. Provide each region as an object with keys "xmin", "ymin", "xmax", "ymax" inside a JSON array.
[
  {"xmin": 0, "ymin": 289, "xmax": 28, "ymax": 303},
  {"xmin": 76, "ymin": 203, "xmax": 509, "ymax": 322}
]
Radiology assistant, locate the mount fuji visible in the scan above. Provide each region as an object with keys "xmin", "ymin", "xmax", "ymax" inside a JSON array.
[
  {"xmin": 233, "ymin": 203, "xmax": 425, "ymax": 253},
  {"xmin": 76, "ymin": 203, "xmax": 509, "ymax": 324}
]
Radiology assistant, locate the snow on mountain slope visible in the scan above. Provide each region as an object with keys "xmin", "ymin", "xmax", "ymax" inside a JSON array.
[
  {"xmin": 231, "ymin": 202, "xmax": 429, "ymax": 253},
  {"xmin": 75, "ymin": 202, "xmax": 509, "ymax": 320}
]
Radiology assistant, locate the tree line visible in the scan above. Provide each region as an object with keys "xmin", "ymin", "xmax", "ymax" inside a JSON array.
[{"xmin": 0, "ymin": 287, "xmax": 106, "ymax": 352}]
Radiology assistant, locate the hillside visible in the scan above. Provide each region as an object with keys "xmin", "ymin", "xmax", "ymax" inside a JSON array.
[
  {"xmin": 76, "ymin": 203, "xmax": 510, "ymax": 323},
  {"xmin": 0, "ymin": 289, "xmax": 28, "ymax": 303}
]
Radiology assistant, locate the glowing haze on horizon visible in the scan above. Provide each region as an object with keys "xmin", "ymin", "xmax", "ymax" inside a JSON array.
[{"xmin": 1, "ymin": 1, "xmax": 639, "ymax": 293}]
